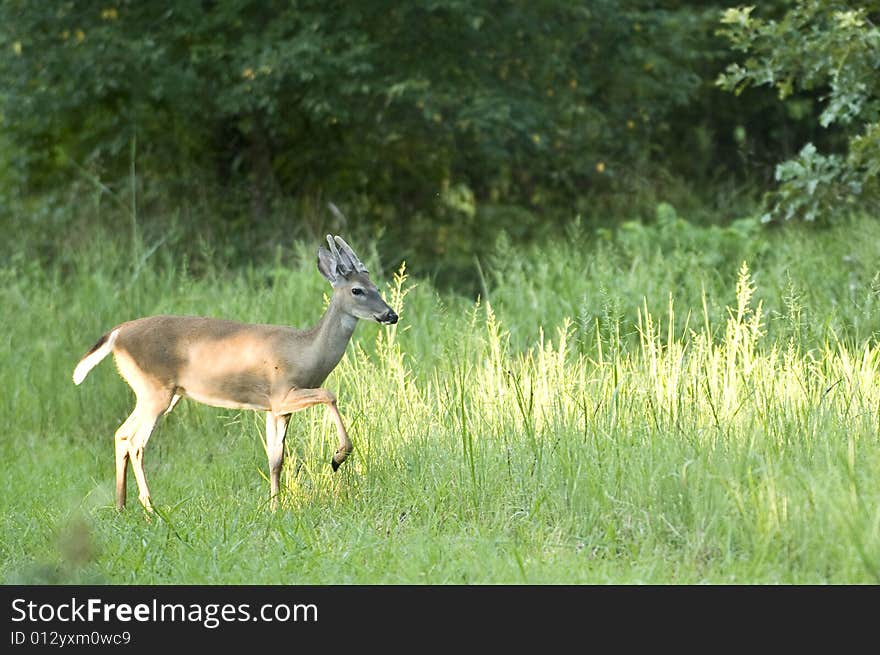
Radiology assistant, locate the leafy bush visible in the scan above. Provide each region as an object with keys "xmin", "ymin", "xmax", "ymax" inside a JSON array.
[
  {"xmin": 716, "ymin": 2, "xmax": 880, "ymax": 222},
  {"xmin": 1, "ymin": 1, "xmax": 769, "ymax": 271}
]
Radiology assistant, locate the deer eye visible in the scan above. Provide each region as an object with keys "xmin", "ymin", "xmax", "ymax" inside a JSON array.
[{"xmin": 351, "ymin": 288, "xmax": 365, "ymax": 296}]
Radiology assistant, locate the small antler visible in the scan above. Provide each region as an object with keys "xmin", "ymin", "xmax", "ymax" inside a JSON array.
[
  {"xmin": 333, "ymin": 236, "xmax": 368, "ymax": 274},
  {"xmin": 326, "ymin": 234, "xmax": 344, "ymax": 271},
  {"xmin": 326, "ymin": 203, "xmax": 368, "ymax": 275},
  {"xmin": 325, "ymin": 234, "xmax": 367, "ymax": 277}
]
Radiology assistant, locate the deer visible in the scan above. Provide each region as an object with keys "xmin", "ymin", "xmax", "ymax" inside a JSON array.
[{"xmin": 72, "ymin": 235, "xmax": 398, "ymax": 512}]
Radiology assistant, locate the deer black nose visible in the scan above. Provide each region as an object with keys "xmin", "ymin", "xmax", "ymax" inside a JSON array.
[{"xmin": 382, "ymin": 310, "xmax": 398, "ymax": 325}]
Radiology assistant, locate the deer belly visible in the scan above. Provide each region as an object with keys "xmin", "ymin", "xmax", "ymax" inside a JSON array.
[{"xmin": 180, "ymin": 372, "xmax": 272, "ymax": 411}]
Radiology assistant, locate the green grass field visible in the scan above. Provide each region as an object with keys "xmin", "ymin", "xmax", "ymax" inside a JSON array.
[{"xmin": 2, "ymin": 211, "xmax": 879, "ymax": 584}]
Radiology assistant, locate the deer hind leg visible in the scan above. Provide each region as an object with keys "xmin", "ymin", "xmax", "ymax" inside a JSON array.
[
  {"xmin": 128, "ymin": 415, "xmax": 157, "ymax": 512},
  {"xmin": 274, "ymin": 388, "xmax": 352, "ymax": 472},
  {"xmin": 114, "ymin": 411, "xmax": 140, "ymax": 510},
  {"xmin": 124, "ymin": 392, "xmax": 173, "ymax": 513},
  {"xmin": 266, "ymin": 412, "xmax": 290, "ymax": 510},
  {"xmin": 111, "ymin": 349, "xmax": 175, "ymax": 513}
]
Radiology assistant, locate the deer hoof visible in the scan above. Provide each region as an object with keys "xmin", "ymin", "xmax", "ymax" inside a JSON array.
[{"xmin": 331, "ymin": 458, "xmax": 340, "ymax": 472}]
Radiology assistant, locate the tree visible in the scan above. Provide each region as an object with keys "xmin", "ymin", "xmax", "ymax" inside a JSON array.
[
  {"xmin": 1, "ymin": 1, "xmax": 787, "ymax": 280},
  {"xmin": 717, "ymin": 2, "xmax": 880, "ymax": 222}
]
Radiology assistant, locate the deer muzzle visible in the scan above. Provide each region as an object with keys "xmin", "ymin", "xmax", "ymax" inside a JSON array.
[{"xmin": 377, "ymin": 310, "xmax": 398, "ymax": 325}]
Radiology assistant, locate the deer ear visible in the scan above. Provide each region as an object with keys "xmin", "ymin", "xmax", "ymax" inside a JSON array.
[{"xmin": 316, "ymin": 247, "xmax": 340, "ymax": 286}]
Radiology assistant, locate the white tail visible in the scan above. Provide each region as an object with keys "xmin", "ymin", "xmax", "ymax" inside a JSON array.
[{"xmin": 72, "ymin": 328, "xmax": 120, "ymax": 385}]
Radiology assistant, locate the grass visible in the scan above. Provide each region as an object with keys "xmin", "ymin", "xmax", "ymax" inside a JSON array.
[{"xmin": 1, "ymin": 209, "xmax": 879, "ymax": 584}]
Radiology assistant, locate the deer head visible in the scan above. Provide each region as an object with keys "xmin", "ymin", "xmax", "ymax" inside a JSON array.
[{"xmin": 317, "ymin": 235, "xmax": 398, "ymax": 325}]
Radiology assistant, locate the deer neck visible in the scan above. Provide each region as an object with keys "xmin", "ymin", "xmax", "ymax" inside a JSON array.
[{"xmin": 306, "ymin": 294, "xmax": 358, "ymax": 372}]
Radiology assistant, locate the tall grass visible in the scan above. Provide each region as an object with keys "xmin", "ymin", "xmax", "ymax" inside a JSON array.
[{"xmin": 1, "ymin": 211, "xmax": 878, "ymax": 583}]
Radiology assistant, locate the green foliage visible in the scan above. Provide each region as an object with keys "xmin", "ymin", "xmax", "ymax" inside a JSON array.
[
  {"xmin": 1, "ymin": 1, "xmax": 763, "ymax": 274},
  {"xmin": 488, "ymin": 205, "xmax": 880, "ymax": 350},
  {"xmin": 717, "ymin": 2, "xmax": 880, "ymax": 222}
]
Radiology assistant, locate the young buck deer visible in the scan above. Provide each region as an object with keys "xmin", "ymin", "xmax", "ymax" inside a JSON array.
[{"xmin": 72, "ymin": 235, "xmax": 398, "ymax": 512}]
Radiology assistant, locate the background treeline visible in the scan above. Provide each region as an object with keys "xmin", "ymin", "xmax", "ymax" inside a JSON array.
[{"xmin": 1, "ymin": 1, "xmax": 877, "ymax": 286}]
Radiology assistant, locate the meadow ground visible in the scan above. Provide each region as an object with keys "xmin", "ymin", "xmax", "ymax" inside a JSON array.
[{"xmin": 2, "ymin": 211, "xmax": 879, "ymax": 584}]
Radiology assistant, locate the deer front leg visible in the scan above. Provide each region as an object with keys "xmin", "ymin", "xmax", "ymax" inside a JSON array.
[
  {"xmin": 274, "ymin": 388, "xmax": 353, "ymax": 471},
  {"xmin": 266, "ymin": 412, "xmax": 290, "ymax": 510},
  {"xmin": 327, "ymin": 399, "xmax": 353, "ymax": 471}
]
